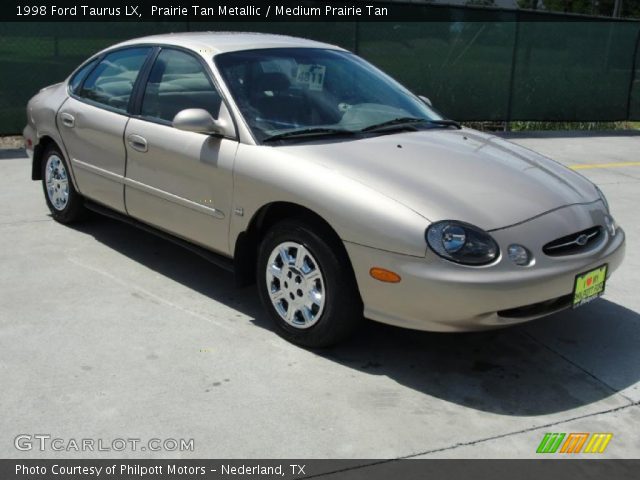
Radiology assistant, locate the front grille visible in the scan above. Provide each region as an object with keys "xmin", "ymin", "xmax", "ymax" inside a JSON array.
[
  {"xmin": 498, "ymin": 294, "xmax": 573, "ymax": 319},
  {"xmin": 543, "ymin": 226, "xmax": 602, "ymax": 256}
]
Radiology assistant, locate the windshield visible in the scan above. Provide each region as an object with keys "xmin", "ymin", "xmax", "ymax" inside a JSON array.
[{"xmin": 214, "ymin": 48, "xmax": 444, "ymax": 142}]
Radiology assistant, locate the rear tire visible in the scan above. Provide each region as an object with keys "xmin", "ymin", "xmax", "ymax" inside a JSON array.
[
  {"xmin": 257, "ymin": 218, "xmax": 363, "ymax": 348},
  {"xmin": 41, "ymin": 144, "xmax": 86, "ymax": 224}
]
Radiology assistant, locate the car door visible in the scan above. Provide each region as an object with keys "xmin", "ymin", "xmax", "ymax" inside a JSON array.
[
  {"xmin": 124, "ymin": 47, "xmax": 238, "ymax": 255},
  {"xmin": 58, "ymin": 47, "xmax": 152, "ymax": 213}
]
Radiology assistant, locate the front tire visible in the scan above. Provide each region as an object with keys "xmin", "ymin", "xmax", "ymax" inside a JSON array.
[
  {"xmin": 41, "ymin": 144, "xmax": 86, "ymax": 223},
  {"xmin": 257, "ymin": 219, "xmax": 363, "ymax": 348}
]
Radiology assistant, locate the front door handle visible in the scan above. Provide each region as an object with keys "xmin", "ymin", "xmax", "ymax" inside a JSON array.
[
  {"xmin": 127, "ymin": 134, "xmax": 148, "ymax": 153},
  {"xmin": 60, "ymin": 112, "xmax": 75, "ymax": 128}
]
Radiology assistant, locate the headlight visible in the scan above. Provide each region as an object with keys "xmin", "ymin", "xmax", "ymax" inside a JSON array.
[
  {"xmin": 604, "ymin": 214, "xmax": 617, "ymax": 237},
  {"xmin": 596, "ymin": 186, "xmax": 609, "ymax": 213},
  {"xmin": 426, "ymin": 221, "xmax": 499, "ymax": 265}
]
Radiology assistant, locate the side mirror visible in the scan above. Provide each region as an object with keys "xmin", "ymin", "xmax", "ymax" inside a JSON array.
[
  {"xmin": 418, "ymin": 95, "xmax": 433, "ymax": 107},
  {"xmin": 172, "ymin": 107, "xmax": 235, "ymax": 137}
]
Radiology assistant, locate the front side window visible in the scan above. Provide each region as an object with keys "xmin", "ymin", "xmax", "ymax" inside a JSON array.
[
  {"xmin": 78, "ymin": 47, "xmax": 151, "ymax": 113},
  {"xmin": 215, "ymin": 48, "xmax": 442, "ymax": 142},
  {"xmin": 141, "ymin": 49, "xmax": 222, "ymax": 123}
]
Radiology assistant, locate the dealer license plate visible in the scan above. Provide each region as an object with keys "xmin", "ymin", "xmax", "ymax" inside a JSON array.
[{"xmin": 572, "ymin": 264, "xmax": 607, "ymax": 308}]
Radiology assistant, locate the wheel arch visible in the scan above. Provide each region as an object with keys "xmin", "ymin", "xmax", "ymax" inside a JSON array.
[
  {"xmin": 233, "ymin": 201, "xmax": 356, "ymax": 288},
  {"xmin": 31, "ymin": 135, "xmax": 58, "ymax": 180}
]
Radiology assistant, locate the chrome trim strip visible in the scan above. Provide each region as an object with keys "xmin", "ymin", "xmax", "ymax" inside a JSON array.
[
  {"xmin": 546, "ymin": 229, "xmax": 600, "ymax": 251},
  {"xmin": 71, "ymin": 158, "xmax": 224, "ymax": 219},
  {"xmin": 124, "ymin": 177, "xmax": 224, "ymax": 219},
  {"xmin": 71, "ymin": 158, "xmax": 123, "ymax": 183}
]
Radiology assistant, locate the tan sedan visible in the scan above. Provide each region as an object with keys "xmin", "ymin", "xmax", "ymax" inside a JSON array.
[{"xmin": 23, "ymin": 33, "xmax": 625, "ymax": 347}]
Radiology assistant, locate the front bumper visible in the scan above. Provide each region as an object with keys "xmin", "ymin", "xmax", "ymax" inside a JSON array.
[{"xmin": 345, "ymin": 204, "xmax": 626, "ymax": 332}]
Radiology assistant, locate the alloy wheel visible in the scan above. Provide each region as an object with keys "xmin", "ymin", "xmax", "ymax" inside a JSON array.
[
  {"xmin": 265, "ymin": 241, "xmax": 326, "ymax": 329},
  {"xmin": 45, "ymin": 154, "xmax": 69, "ymax": 211}
]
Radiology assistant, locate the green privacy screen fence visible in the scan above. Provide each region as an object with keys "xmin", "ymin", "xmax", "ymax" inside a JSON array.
[{"xmin": 1, "ymin": 6, "xmax": 639, "ymax": 134}]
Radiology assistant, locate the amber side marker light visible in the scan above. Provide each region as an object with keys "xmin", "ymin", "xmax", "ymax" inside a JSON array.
[{"xmin": 369, "ymin": 267, "xmax": 401, "ymax": 283}]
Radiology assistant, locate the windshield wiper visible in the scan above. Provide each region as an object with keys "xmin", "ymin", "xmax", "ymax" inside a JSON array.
[
  {"xmin": 263, "ymin": 128, "xmax": 356, "ymax": 142},
  {"xmin": 361, "ymin": 117, "xmax": 462, "ymax": 133},
  {"xmin": 360, "ymin": 117, "xmax": 427, "ymax": 132},
  {"xmin": 426, "ymin": 119, "xmax": 462, "ymax": 129}
]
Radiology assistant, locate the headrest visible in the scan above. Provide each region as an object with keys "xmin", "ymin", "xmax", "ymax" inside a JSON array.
[{"xmin": 254, "ymin": 72, "xmax": 290, "ymax": 93}]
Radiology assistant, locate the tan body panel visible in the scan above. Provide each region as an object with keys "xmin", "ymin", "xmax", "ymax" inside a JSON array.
[
  {"xmin": 230, "ymin": 144, "xmax": 430, "ymax": 258},
  {"xmin": 124, "ymin": 119, "xmax": 238, "ymax": 253},
  {"xmin": 269, "ymin": 129, "xmax": 599, "ymax": 231},
  {"xmin": 346, "ymin": 203, "xmax": 625, "ymax": 331},
  {"xmin": 24, "ymin": 83, "xmax": 80, "ymax": 189},
  {"xmin": 57, "ymin": 97, "xmax": 128, "ymax": 213}
]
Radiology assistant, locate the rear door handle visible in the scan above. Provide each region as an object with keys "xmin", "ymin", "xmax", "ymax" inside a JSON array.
[
  {"xmin": 60, "ymin": 112, "xmax": 75, "ymax": 128},
  {"xmin": 127, "ymin": 134, "xmax": 148, "ymax": 153}
]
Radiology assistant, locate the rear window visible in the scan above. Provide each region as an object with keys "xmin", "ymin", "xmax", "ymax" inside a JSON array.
[
  {"xmin": 77, "ymin": 47, "xmax": 151, "ymax": 113},
  {"xmin": 69, "ymin": 59, "xmax": 98, "ymax": 94}
]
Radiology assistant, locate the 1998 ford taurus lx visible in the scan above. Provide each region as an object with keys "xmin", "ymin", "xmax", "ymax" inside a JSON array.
[{"xmin": 24, "ymin": 32, "xmax": 625, "ymax": 347}]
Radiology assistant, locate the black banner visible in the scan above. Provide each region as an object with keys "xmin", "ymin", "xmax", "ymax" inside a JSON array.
[
  {"xmin": 2, "ymin": 460, "xmax": 640, "ymax": 480},
  {"xmin": 2, "ymin": 0, "xmax": 639, "ymax": 22}
]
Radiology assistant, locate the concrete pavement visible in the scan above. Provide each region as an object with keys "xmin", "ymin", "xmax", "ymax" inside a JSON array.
[{"xmin": 0, "ymin": 132, "xmax": 639, "ymax": 459}]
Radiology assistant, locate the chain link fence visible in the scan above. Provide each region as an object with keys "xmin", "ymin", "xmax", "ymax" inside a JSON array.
[{"xmin": 1, "ymin": 5, "xmax": 639, "ymax": 134}]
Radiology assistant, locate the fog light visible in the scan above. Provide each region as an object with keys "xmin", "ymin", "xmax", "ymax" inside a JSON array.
[
  {"xmin": 508, "ymin": 244, "xmax": 531, "ymax": 266},
  {"xmin": 604, "ymin": 214, "xmax": 616, "ymax": 237}
]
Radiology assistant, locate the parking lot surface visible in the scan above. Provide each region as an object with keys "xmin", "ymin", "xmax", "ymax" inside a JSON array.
[{"xmin": 1, "ymin": 132, "xmax": 639, "ymax": 459}]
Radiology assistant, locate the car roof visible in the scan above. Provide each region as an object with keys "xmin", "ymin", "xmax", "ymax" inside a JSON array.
[{"xmin": 110, "ymin": 31, "xmax": 345, "ymax": 55}]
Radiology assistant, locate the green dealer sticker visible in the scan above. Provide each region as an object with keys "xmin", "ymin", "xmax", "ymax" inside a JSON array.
[{"xmin": 573, "ymin": 264, "xmax": 607, "ymax": 308}]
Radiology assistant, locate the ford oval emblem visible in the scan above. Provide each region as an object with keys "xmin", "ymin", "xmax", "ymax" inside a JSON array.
[{"xmin": 576, "ymin": 234, "xmax": 589, "ymax": 246}]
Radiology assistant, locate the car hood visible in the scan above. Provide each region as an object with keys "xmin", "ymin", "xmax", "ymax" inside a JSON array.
[{"xmin": 279, "ymin": 129, "xmax": 599, "ymax": 231}]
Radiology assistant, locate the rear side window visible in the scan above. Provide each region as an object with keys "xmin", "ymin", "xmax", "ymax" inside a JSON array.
[
  {"xmin": 69, "ymin": 59, "xmax": 98, "ymax": 94},
  {"xmin": 78, "ymin": 47, "xmax": 151, "ymax": 113},
  {"xmin": 141, "ymin": 49, "xmax": 222, "ymax": 123}
]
